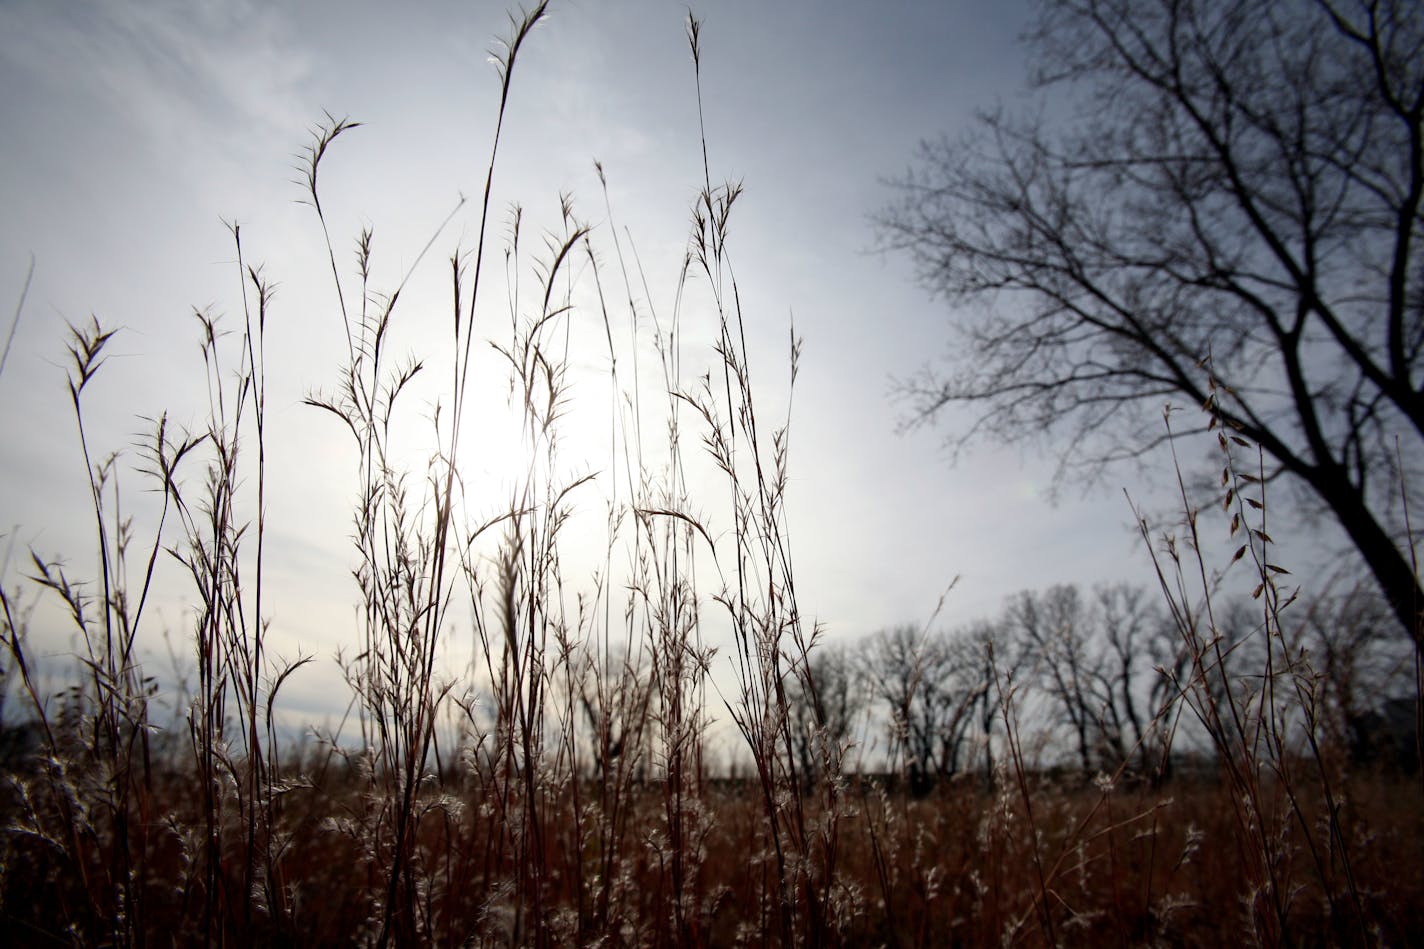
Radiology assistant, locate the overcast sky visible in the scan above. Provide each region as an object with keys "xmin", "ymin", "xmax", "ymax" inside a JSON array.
[{"xmin": 0, "ymin": 0, "xmax": 1213, "ymax": 727}]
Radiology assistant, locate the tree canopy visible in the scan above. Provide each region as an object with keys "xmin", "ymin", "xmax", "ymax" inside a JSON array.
[{"xmin": 883, "ymin": 0, "xmax": 1424, "ymax": 636}]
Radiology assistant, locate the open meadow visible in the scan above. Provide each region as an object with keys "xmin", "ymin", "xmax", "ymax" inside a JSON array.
[{"xmin": 2, "ymin": 2, "xmax": 1421, "ymax": 945}]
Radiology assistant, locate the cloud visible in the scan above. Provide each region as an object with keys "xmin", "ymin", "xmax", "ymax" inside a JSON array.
[{"xmin": 3, "ymin": 0, "xmax": 315, "ymax": 179}]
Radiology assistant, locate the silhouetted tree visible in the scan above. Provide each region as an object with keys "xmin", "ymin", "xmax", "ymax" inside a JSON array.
[
  {"xmin": 1085, "ymin": 583, "xmax": 1182, "ymax": 774},
  {"xmin": 786, "ymin": 641, "xmax": 863, "ymax": 787},
  {"xmin": 1005, "ymin": 586, "xmax": 1101, "ymax": 771},
  {"xmin": 883, "ymin": 0, "xmax": 1424, "ymax": 639},
  {"xmin": 864, "ymin": 625, "xmax": 979, "ymax": 791},
  {"xmin": 1091, "ymin": 584, "xmax": 1152, "ymax": 768},
  {"xmin": 953, "ymin": 619, "xmax": 1026, "ymax": 788},
  {"xmin": 1291, "ymin": 576, "xmax": 1416, "ymax": 759}
]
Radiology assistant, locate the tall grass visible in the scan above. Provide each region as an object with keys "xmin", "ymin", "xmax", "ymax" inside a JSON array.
[
  {"xmin": 1, "ymin": 5, "xmax": 1420, "ymax": 947},
  {"xmin": 1127, "ymin": 377, "xmax": 1385, "ymax": 945}
]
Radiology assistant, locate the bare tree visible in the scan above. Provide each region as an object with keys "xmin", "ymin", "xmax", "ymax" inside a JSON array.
[
  {"xmin": 1004, "ymin": 586, "xmax": 1102, "ymax": 771},
  {"xmin": 1290, "ymin": 575, "xmax": 1416, "ymax": 758},
  {"xmin": 786, "ymin": 641, "xmax": 864, "ymax": 787},
  {"xmin": 882, "ymin": 0, "xmax": 1424, "ymax": 638},
  {"xmin": 1001, "ymin": 583, "xmax": 1193, "ymax": 775},
  {"xmin": 864, "ymin": 625, "xmax": 979, "ymax": 791},
  {"xmin": 1086, "ymin": 582, "xmax": 1204, "ymax": 776},
  {"xmin": 951, "ymin": 619, "xmax": 1025, "ymax": 788}
]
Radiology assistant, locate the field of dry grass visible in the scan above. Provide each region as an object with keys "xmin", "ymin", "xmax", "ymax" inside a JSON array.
[
  {"xmin": 1, "ymin": 5, "xmax": 1420, "ymax": 946},
  {"xmin": 2, "ymin": 744, "xmax": 1419, "ymax": 945}
]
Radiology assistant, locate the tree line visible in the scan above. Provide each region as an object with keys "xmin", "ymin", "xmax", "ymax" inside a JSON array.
[{"xmin": 787, "ymin": 578, "xmax": 1416, "ymax": 792}]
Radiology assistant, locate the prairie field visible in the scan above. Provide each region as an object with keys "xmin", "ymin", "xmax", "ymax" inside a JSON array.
[{"xmin": 2, "ymin": 2, "xmax": 1421, "ymax": 946}]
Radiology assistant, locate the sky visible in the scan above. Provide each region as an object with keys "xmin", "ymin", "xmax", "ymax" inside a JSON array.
[{"xmin": 0, "ymin": 0, "xmax": 1228, "ymax": 730}]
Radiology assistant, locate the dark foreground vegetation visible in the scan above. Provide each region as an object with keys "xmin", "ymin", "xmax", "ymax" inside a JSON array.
[
  {"xmin": 2, "ymin": 737, "xmax": 1420, "ymax": 946},
  {"xmin": 2, "ymin": 2, "xmax": 1422, "ymax": 946}
]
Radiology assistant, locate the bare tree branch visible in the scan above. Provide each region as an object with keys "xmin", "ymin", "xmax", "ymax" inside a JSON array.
[{"xmin": 882, "ymin": 0, "xmax": 1424, "ymax": 637}]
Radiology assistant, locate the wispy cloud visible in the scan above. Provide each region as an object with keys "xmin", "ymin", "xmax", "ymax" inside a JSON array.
[{"xmin": 3, "ymin": 0, "xmax": 314, "ymax": 175}]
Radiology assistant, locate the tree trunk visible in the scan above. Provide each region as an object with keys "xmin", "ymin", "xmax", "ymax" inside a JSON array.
[{"xmin": 1313, "ymin": 468, "xmax": 1423, "ymax": 644}]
